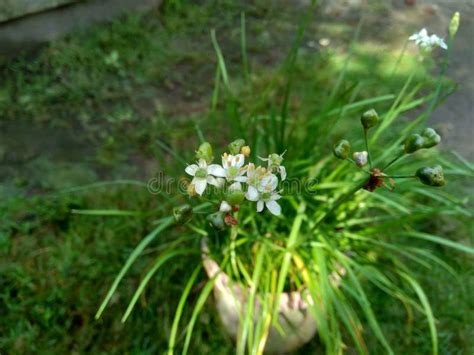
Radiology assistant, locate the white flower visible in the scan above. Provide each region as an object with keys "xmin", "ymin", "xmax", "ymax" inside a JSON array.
[
  {"xmin": 185, "ymin": 158, "xmax": 226, "ymax": 195},
  {"xmin": 222, "ymin": 153, "xmax": 247, "ymax": 182},
  {"xmin": 259, "ymin": 153, "xmax": 286, "ymax": 180},
  {"xmin": 246, "ymin": 174, "xmax": 282, "ymax": 216},
  {"xmin": 409, "ymin": 28, "xmax": 447, "ymax": 50}
]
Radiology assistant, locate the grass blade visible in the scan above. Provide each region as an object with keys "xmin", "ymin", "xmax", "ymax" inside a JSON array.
[
  {"xmin": 167, "ymin": 264, "xmax": 202, "ymax": 354},
  {"xmin": 121, "ymin": 249, "xmax": 196, "ymax": 323},
  {"xmin": 95, "ymin": 216, "xmax": 175, "ymax": 319}
]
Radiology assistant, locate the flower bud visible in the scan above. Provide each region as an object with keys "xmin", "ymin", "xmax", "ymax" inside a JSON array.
[
  {"xmin": 241, "ymin": 146, "xmax": 251, "ymax": 157},
  {"xmin": 353, "ymin": 151, "xmax": 368, "ymax": 167},
  {"xmin": 227, "ymin": 190, "xmax": 245, "ymax": 206},
  {"xmin": 173, "ymin": 204, "xmax": 193, "ymax": 224},
  {"xmin": 416, "ymin": 165, "xmax": 445, "ymax": 187},
  {"xmin": 404, "ymin": 134, "xmax": 425, "ymax": 153},
  {"xmin": 449, "ymin": 12, "xmax": 460, "ymax": 38},
  {"xmin": 207, "ymin": 212, "xmax": 225, "ymax": 230},
  {"xmin": 333, "ymin": 140, "xmax": 351, "ymax": 160},
  {"xmin": 187, "ymin": 183, "xmax": 197, "ymax": 197},
  {"xmin": 268, "ymin": 153, "xmax": 284, "ymax": 167},
  {"xmin": 219, "ymin": 201, "xmax": 232, "ymax": 212},
  {"xmin": 226, "ymin": 182, "xmax": 245, "ymax": 205},
  {"xmin": 361, "ymin": 109, "xmax": 379, "ymax": 129},
  {"xmin": 421, "ymin": 127, "xmax": 441, "ymax": 148},
  {"xmin": 228, "ymin": 139, "xmax": 246, "ymax": 155},
  {"xmin": 195, "ymin": 142, "xmax": 213, "ymax": 163}
]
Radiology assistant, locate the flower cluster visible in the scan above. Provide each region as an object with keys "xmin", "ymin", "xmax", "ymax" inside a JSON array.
[
  {"xmin": 333, "ymin": 108, "xmax": 445, "ymax": 191},
  {"xmin": 185, "ymin": 139, "xmax": 286, "ymax": 227},
  {"xmin": 409, "ymin": 28, "xmax": 447, "ymax": 51}
]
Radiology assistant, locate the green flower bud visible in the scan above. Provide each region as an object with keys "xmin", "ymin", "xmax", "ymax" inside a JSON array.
[
  {"xmin": 404, "ymin": 134, "xmax": 425, "ymax": 153},
  {"xmin": 226, "ymin": 182, "xmax": 245, "ymax": 205},
  {"xmin": 226, "ymin": 190, "xmax": 245, "ymax": 206},
  {"xmin": 421, "ymin": 127, "xmax": 441, "ymax": 148},
  {"xmin": 228, "ymin": 139, "xmax": 246, "ymax": 155},
  {"xmin": 196, "ymin": 142, "xmax": 213, "ymax": 163},
  {"xmin": 333, "ymin": 140, "xmax": 351, "ymax": 160},
  {"xmin": 173, "ymin": 204, "xmax": 193, "ymax": 224},
  {"xmin": 416, "ymin": 165, "xmax": 445, "ymax": 187},
  {"xmin": 449, "ymin": 12, "xmax": 460, "ymax": 38},
  {"xmin": 207, "ymin": 212, "xmax": 225, "ymax": 230},
  {"xmin": 361, "ymin": 109, "xmax": 379, "ymax": 129},
  {"xmin": 268, "ymin": 153, "xmax": 284, "ymax": 167}
]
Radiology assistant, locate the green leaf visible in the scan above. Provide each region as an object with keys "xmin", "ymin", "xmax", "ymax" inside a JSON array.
[
  {"xmin": 121, "ymin": 248, "xmax": 196, "ymax": 323},
  {"xmin": 399, "ymin": 272, "xmax": 438, "ymax": 355},
  {"xmin": 403, "ymin": 232, "xmax": 474, "ymax": 254},
  {"xmin": 95, "ymin": 216, "xmax": 175, "ymax": 319},
  {"xmin": 168, "ymin": 264, "xmax": 202, "ymax": 354}
]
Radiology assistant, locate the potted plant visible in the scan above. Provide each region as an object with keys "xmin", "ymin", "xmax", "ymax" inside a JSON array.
[{"xmin": 91, "ymin": 10, "xmax": 473, "ymax": 355}]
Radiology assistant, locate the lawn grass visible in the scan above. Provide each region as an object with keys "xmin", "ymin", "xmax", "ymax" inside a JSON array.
[{"xmin": 0, "ymin": 0, "xmax": 472, "ymax": 353}]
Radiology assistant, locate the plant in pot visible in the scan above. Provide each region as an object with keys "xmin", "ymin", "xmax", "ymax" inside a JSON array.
[{"xmin": 89, "ymin": 9, "xmax": 473, "ymax": 355}]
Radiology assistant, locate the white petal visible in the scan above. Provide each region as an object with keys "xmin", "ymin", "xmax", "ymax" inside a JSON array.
[
  {"xmin": 198, "ymin": 159, "xmax": 207, "ymax": 169},
  {"xmin": 222, "ymin": 155, "xmax": 229, "ymax": 169},
  {"xmin": 234, "ymin": 154, "xmax": 245, "ymax": 168},
  {"xmin": 256, "ymin": 200, "xmax": 264, "ymax": 212},
  {"xmin": 261, "ymin": 174, "xmax": 278, "ymax": 192},
  {"xmin": 279, "ymin": 166, "xmax": 286, "ymax": 181},
  {"xmin": 194, "ymin": 178, "xmax": 207, "ymax": 195},
  {"xmin": 212, "ymin": 177, "xmax": 225, "ymax": 189},
  {"xmin": 419, "ymin": 28, "xmax": 428, "ymax": 37},
  {"xmin": 266, "ymin": 200, "xmax": 281, "ymax": 216},
  {"xmin": 439, "ymin": 40, "xmax": 448, "ymax": 50},
  {"xmin": 185, "ymin": 164, "xmax": 199, "ymax": 176},
  {"xmin": 246, "ymin": 186, "xmax": 259, "ymax": 201},
  {"xmin": 219, "ymin": 201, "xmax": 232, "ymax": 212},
  {"xmin": 207, "ymin": 175, "xmax": 217, "ymax": 186},
  {"xmin": 270, "ymin": 193, "xmax": 282, "ymax": 201},
  {"xmin": 258, "ymin": 155, "xmax": 269, "ymax": 162},
  {"xmin": 229, "ymin": 182, "xmax": 242, "ymax": 191},
  {"xmin": 207, "ymin": 164, "xmax": 226, "ymax": 177},
  {"xmin": 234, "ymin": 176, "xmax": 248, "ymax": 183}
]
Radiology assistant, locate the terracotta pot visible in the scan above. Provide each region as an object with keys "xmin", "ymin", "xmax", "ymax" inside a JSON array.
[{"xmin": 201, "ymin": 239, "xmax": 317, "ymax": 354}]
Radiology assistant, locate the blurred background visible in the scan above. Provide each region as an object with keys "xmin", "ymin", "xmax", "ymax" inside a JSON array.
[{"xmin": 0, "ymin": 0, "xmax": 472, "ymax": 353}]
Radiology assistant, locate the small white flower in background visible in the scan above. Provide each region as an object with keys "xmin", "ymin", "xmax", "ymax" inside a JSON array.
[
  {"xmin": 353, "ymin": 151, "xmax": 368, "ymax": 168},
  {"xmin": 246, "ymin": 174, "xmax": 282, "ymax": 216},
  {"xmin": 409, "ymin": 28, "xmax": 447, "ymax": 50},
  {"xmin": 222, "ymin": 153, "xmax": 247, "ymax": 182},
  {"xmin": 259, "ymin": 152, "xmax": 287, "ymax": 181},
  {"xmin": 185, "ymin": 158, "xmax": 226, "ymax": 195}
]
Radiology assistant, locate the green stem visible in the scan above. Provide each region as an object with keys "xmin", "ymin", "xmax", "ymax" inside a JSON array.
[
  {"xmin": 382, "ymin": 152, "xmax": 405, "ymax": 171},
  {"xmin": 425, "ymin": 31, "xmax": 454, "ymax": 118},
  {"xmin": 385, "ymin": 175, "xmax": 416, "ymax": 179},
  {"xmin": 389, "ymin": 39, "xmax": 408, "ymax": 80},
  {"xmin": 230, "ymin": 226, "xmax": 239, "ymax": 278},
  {"xmin": 346, "ymin": 158, "xmax": 371, "ymax": 174},
  {"xmin": 315, "ymin": 180, "xmax": 366, "ymax": 227},
  {"xmin": 363, "ymin": 128, "xmax": 373, "ymax": 169}
]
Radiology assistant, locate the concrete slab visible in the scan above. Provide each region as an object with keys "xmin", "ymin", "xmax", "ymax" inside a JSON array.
[{"xmin": 0, "ymin": 0, "xmax": 162, "ymax": 55}]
